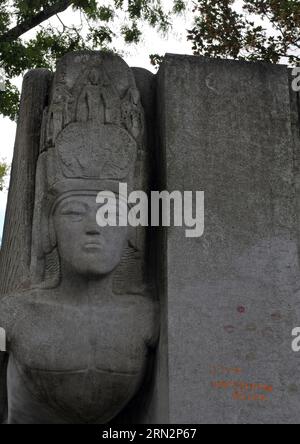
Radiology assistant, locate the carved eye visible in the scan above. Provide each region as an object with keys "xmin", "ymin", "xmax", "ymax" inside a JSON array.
[
  {"xmin": 59, "ymin": 204, "xmax": 87, "ymax": 220},
  {"xmin": 64, "ymin": 210, "xmax": 85, "ymax": 216}
]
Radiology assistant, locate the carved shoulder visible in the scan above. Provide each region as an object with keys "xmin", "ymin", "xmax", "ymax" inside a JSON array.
[
  {"xmin": 133, "ymin": 296, "xmax": 160, "ymax": 350},
  {"xmin": 0, "ymin": 290, "xmax": 36, "ymax": 342}
]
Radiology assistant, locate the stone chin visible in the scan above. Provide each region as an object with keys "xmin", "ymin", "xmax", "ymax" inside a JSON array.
[{"xmin": 65, "ymin": 254, "xmax": 121, "ymax": 278}]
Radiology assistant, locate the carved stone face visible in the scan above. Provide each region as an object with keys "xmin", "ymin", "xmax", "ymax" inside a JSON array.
[{"xmin": 53, "ymin": 194, "xmax": 128, "ymax": 277}]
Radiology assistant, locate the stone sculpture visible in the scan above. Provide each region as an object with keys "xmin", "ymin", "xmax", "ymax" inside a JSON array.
[{"xmin": 0, "ymin": 52, "xmax": 158, "ymax": 424}]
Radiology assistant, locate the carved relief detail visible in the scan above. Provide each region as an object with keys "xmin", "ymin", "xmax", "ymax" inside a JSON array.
[{"xmin": 44, "ymin": 62, "xmax": 144, "ymax": 151}]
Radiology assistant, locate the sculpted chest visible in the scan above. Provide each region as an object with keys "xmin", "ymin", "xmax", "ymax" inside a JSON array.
[
  {"xmin": 7, "ymin": 298, "xmax": 152, "ymax": 423},
  {"xmin": 10, "ymin": 298, "xmax": 149, "ymax": 373}
]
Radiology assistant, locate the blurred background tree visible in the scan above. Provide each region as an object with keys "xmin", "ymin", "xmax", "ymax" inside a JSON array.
[
  {"xmin": 0, "ymin": 0, "xmax": 299, "ymax": 121},
  {"xmin": 0, "ymin": 0, "xmax": 186, "ymax": 119},
  {"xmin": 0, "ymin": 161, "xmax": 9, "ymax": 191},
  {"xmin": 188, "ymin": 0, "xmax": 300, "ymax": 64}
]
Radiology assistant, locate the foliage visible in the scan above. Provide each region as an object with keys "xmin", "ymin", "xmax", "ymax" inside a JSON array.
[
  {"xmin": 0, "ymin": 161, "xmax": 9, "ymax": 191},
  {"xmin": 1, "ymin": 1, "xmax": 299, "ymax": 119},
  {"xmin": 188, "ymin": 0, "xmax": 300, "ymax": 65},
  {"xmin": 0, "ymin": 0, "xmax": 187, "ymax": 119}
]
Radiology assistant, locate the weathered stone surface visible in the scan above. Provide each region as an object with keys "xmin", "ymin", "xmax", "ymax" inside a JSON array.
[
  {"xmin": 0, "ymin": 52, "xmax": 158, "ymax": 424},
  {"xmin": 129, "ymin": 67, "xmax": 168, "ymax": 424},
  {"xmin": 0, "ymin": 69, "xmax": 52, "ymax": 295},
  {"xmin": 157, "ymin": 54, "xmax": 300, "ymax": 424}
]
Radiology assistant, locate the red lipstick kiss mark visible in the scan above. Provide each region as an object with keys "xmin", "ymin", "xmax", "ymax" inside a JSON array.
[
  {"xmin": 224, "ymin": 325, "xmax": 235, "ymax": 334},
  {"xmin": 271, "ymin": 312, "xmax": 281, "ymax": 321}
]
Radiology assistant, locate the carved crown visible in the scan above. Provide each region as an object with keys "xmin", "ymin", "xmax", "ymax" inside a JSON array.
[
  {"xmin": 46, "ymin": 122, "xmax": 137, "ymax": 195},
  {"xmin": 40, "ymin": 53, "xmax": 144, "ymax": 196}
]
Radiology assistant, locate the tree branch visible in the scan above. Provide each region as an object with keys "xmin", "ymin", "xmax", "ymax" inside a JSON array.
[{"xmin": 0, "ymin": 0, "xmax": 74, "ymax": 43}]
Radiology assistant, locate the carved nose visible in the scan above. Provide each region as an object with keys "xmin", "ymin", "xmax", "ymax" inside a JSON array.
[
  {"xmin": 85, "ymin": 212, "xmax": 101, "ymax": 236},
  {"xmin": 86, "ymin": 228, "xmax": 101, "ymax": 236},
  {"xmin": 85, "ymin": 223, "xmax": 101, "ymax": 236}
]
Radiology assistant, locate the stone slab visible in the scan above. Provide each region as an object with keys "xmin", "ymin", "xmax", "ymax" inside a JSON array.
[{"xmin": 157, "ymin": 54, "xmax": 300, "ymax": 424}]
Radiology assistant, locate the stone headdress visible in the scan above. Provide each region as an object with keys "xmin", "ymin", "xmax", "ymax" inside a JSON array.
[{"xmin": 30, "ymin": 52, "xmax": 148, "ymax": 291}]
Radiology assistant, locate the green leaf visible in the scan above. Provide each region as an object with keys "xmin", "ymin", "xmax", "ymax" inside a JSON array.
[
  {"xmin": 121, "ymin": 22, "xmax": 142, "ymax": 43},
  {"xmin": 0, "ymin": 160, "xmax": 9, "ymax": 191},
  {"xmin": 0, "ymin": 80, "xmax": 19, "ymax": 120}
]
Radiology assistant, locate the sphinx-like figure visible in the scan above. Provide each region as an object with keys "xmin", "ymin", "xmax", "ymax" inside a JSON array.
[{"xmin": 0, "ymin": 52, "xmax": 158, "ymax": 424}]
